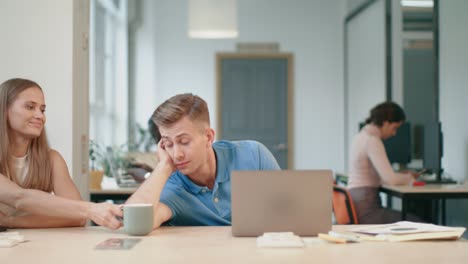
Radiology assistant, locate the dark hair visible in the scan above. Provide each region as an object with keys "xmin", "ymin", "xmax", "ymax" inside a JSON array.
[
  {"xmin": 147, "ymin": 118, "xmax": 161, "ymax": 143},
  {"xmin": 152, "ymin": 93, "xmax": 210, "ymax": 128},
  {"xmin": 365, "ymin": 102, "xmax": 406, "ymax": 127}
]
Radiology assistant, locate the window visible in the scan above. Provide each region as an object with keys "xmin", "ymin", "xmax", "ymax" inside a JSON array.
[{"xmin": 89, "ymin": 0, "xmax": 128, "ymax": 147}]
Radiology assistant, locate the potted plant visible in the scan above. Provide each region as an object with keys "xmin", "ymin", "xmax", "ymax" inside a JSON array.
[
  {"xmin": 89, "ymin": 140, "xmax": 132, "ymax": 186},
  {"xmin": 89, "ymin": 140, "xmax": 104, "ymax": 189}
]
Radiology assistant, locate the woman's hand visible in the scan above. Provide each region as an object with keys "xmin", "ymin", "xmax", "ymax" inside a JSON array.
[
  {"xmin": 410, "ymin": 171, "xmax": 421, "ymax": 180},
  {"xmin": 87, "ymin": 202, "xmax": 123, "ymax": 230},
  {"xmin": 0, "ymin": 211, "xmax": 7, "ymax": 227},
  {"xmin": 402, "ymin": 170, "xmax": 423, "ymax": 180}
]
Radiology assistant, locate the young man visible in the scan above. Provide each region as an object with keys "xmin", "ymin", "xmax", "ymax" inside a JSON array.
[{"xmin": 126, "ymin": 93, "xmax": 280, "ymax": 228}]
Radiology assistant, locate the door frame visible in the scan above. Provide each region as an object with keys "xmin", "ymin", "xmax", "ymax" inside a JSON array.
[
  {"xmin": 73, "ymin": 0, "xmax": 90, "ymax": 199},
  {"xmin": 215, "ymin": 53, "xmax": 294, "ymax": 169}
]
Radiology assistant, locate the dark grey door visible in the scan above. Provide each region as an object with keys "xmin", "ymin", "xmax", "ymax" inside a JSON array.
[{"xmin": 218, "ymin": 55, "xmax": 291, "ymax": 169}]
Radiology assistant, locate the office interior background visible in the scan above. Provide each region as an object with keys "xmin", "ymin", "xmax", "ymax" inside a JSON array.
[{"xmin": 0, "ymin": 0, "xmax": 467, "ymax": 226}]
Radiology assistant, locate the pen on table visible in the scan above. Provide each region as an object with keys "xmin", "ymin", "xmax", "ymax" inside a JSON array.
[
  {"xmin": 318, "ymin": 231, "xmax": 360, "ymax": 243},
  {"xmin": 328, "ymin": 231, "xmax": 360, "ymax": 242},
  {"xmin": 318, "ymin": 233, "xmax": 347, "ymax": 244}
]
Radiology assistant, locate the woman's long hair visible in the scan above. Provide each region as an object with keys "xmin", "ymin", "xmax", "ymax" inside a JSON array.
[{"xmin": 0, "ymin": 78, "xmax": 53, "ymax": 192}]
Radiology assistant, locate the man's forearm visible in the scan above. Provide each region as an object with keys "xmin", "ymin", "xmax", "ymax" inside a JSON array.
[{"xmin": 126, "ymin": 163, "xmax": 172, "ymax": 205}]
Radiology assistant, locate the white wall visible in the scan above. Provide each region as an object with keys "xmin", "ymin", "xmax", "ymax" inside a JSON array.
[
  {"xmin": 391, "ymin": 0, "xmax": 403, "ymax": 105},
  {"xmin": 345, "ymin": 0, "xmax": 387, "ymax": 170},
  {"xmin": 440, "ymin": 0, "xmax": 468, "ymax": 227},
  {"xmin": 346, "ymin": 0, "xmax": 369, "ymax": 13},
  {"xmin": 439, "ymin": 0, "xmax": 468, "ymax": 183},
  {"xmin": 132, "ymin": 0, "xmax": 159, "ymax": 128},
  {"xmin": 133, "ymin": 0, "xmax": 346, "ymax": 171},
  {"xmin": 0, "ymin": 0, "xmax": 74, "ymax": 170}
]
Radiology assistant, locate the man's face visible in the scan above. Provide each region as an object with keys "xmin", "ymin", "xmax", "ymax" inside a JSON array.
[{"xmin": 159, "ymin": 116, "xmax": 214, "ymax": 176}]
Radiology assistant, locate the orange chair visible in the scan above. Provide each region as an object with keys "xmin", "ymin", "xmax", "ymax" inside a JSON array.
[{"xmin": 332, "ymin": 185, "xmax": 359, "ymax": 224}]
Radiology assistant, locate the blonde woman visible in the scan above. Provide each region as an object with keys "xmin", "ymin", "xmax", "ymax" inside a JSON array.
[{"xmin": 0, "ymin": 78, "xmax": 122, "ymax": 229}]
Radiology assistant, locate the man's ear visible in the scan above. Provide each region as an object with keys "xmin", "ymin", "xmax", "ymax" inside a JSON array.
[{"xmin": 205, "ymin": 128, "xmax": 215, "ymax": 146}]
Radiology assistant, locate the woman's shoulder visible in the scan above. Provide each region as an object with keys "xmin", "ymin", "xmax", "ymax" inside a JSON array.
[
  {"xmin": 362, "ymin": 133, "xmax": 384, "ymax": 152},
  {"xmin": 48, "ymin": 149, "xmax": 66, "ymax": 163},
  {"xmin": 357, "ymin": 126, "xmax": 380, "ymax": 141},
  {"xmin": 48, "ymin": 148, "xmax": 61, "ymax": 157},
  {"xmin": 352, "ymin": 129, "xmax": 383, "ymax": 153}
]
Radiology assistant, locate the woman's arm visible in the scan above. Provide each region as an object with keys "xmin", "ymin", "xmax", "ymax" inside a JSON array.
[
  {"xmin": 8, "ymin": 149, "xmax": 87, "ymax": 228},
  {"xmin": 1, "ymin": 215, "xmax": 82, "ymax": 228},
  {"xmin": 367, "ymin": 137, "xmax": 414, "ymax": 185},
  {"xmin": 47, "ymin": 150, "xmax": 85, "ymax": 227},
  {"xmin": 49, "ymin": 149, "xmax": 82, "ymax": 200},
  {"xmin": 0, "ymin": 175, "xmax": 122, "ymax": 229}
]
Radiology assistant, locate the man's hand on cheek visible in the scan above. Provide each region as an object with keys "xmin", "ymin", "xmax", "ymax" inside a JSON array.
[{"xmin": 157, "ymin": 141, "xmax": 176, "ymax": 173}]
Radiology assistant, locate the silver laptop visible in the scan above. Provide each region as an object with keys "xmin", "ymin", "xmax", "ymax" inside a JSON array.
[{"xmin": 231, "ymin": 170, "xmax": 333, "ymax": 237}]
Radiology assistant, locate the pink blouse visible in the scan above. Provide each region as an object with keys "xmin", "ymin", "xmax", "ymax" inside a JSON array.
[{"xmin": 348, "ymin": 124, "xmax": 413, "ymax": 189}]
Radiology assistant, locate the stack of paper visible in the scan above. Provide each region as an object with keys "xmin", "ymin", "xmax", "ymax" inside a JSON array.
[
  {"xmin": 0, "ymin": 232, "xmax": 25, "ymax": 248},
  {"xmin": 351, "ymin": 221, "xmax": 466, "ymax": 242}
]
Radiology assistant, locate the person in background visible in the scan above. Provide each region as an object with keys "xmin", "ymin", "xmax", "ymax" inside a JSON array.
[
  {"xmin": 347, "ymin": 102, "xmax": 423, "ymax": 224},
  {"xmin": 0, "ymin": 78, "xmax": 122, "ymax": 229},
  {"xmin": 126, "ymin": 93, "xmax": 280, "ymax": 228}
]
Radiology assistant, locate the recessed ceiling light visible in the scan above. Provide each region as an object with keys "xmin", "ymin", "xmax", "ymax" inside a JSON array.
[{"xmin": 401, "ymin": 0, "xmax": 433, "ymax": 8}]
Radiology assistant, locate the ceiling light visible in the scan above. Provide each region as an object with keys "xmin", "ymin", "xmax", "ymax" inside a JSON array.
[
  {"xmin": 188, "ymin": 0, "xmax": 238, "ymax": 39},
  {"xmin": 401, "ymin": 0, "xmax": 434, "ymax": 8}
]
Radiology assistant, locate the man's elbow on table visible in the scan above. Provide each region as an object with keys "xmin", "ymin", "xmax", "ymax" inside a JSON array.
[{"xmin": 152, "ymin": 203, "xmax": 172, "ymax": 229}]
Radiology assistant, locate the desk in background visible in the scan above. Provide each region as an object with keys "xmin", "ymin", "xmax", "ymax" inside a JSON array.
[
  {"xmin": 380, "ymin": 184, "xmax": 468, "ymax": 225},
  {"xmin": 90, "ymin": 187, "xmax": 137, "ymax": 203},
  {"xmin": 2, "ymin": 226, "xmax": 467, "ymax": 264}
]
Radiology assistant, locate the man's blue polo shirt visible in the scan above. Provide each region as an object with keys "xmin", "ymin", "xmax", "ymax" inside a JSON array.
[{"xmin": 160, "ymin": 140, "xmax": 280, "ymax": 226}]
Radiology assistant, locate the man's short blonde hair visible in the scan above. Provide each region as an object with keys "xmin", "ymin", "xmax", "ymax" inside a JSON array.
[{"xmin": 151, "ymin": 93, "xmax": 210, "ymax": 129}]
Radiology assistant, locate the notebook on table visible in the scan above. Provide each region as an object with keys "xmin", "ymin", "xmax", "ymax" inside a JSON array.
[{"xmin": 231, "ymin": 170, "xmax": 333, "ymax": 237}]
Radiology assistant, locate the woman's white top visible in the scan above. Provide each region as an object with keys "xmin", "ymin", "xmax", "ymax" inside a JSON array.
[
  {"xmin": 348, "ymin": 124, "xmax": 414, "ymax": 189},
  {"xmin": 0, "ymin": 154, "xmax": 30, "ymax": 217},
  {"xmin": 13, "ymin": 154, "xmax": 29, "ymax": 184}
]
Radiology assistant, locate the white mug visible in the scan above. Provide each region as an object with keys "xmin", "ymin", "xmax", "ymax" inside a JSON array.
[{"xmin": 123, "ymin": 203, "xmax": 154, "ymax": 236}]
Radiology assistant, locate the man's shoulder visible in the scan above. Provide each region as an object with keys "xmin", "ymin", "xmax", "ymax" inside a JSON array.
[
  {"xmin": 164, "ymin": 172, "xmax": 185, "ymax": 190},
  {"xmin": 213, "ymin": 140, "xmax": 277, "ymax": 168},
  {"xmin": 213, "ymin": 140, "xmax": 262, "ymax": 150}
]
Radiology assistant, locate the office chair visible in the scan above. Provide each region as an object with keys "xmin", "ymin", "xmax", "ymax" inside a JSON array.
[{"xmin": 332, "ymin": 185, "xmax": 359, "ymax": 224}]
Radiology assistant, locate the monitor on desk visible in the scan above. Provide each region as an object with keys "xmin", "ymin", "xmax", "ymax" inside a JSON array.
[
  {"xmin": 383, "ymin": 122, "xmax": 412, "ymax": 165},
  {"xmin": 423, "ymin": 122, "xmax": 444, "ymax": 182}
]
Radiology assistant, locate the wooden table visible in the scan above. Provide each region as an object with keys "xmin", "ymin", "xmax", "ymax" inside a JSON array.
[
  {"xmin": 1, "ymin": 226, "xmax": 467, "ymax": 264},
  {"xmin": 380, "ymin": 183, "xmax": 468, "ymax": 225}
]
